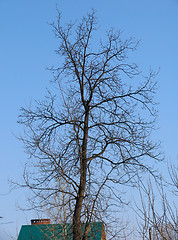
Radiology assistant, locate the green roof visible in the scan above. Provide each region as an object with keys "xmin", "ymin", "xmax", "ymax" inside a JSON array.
[{"xmin": 18, "ymin": 222, "xmax": 104, "ymax": 240}]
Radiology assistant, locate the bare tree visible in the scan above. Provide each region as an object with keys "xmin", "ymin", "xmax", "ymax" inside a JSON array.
[
  {"xmin": 17, "ymin": 10, "xmax": 161, "ymax": 240},
  {"xmin": 135, "ymin": 163, "xmax": 178, "ymax": 240}
]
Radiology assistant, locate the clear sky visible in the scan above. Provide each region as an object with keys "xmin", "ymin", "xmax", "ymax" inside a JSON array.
[{"xmin": 0, "ymin": 0, "xmax": 178, "ymax": 239}]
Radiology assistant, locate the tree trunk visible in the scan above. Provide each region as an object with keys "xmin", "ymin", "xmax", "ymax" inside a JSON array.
[{"xmin": 73, "ymin": 106, "xmax": 89, "ymax": 240}]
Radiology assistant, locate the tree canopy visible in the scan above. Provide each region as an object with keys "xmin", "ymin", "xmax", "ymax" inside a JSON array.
[{"xmin": 18, "ymin": 10, "xmax": 161, "ymax": 240}]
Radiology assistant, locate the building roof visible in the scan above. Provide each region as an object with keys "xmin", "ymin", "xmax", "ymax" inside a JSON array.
[{"xmin": 18, "ymin": 222, "xmax": 105, "ymax": 240}]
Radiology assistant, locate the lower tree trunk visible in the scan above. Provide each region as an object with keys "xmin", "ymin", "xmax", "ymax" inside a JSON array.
[
  {"xmin": 73, "ymin": 108, "xmax": 89, "ymax": 240},
  {"xmin": 73, "ymin": 160, "xmax": 87, "ymax": 240}
]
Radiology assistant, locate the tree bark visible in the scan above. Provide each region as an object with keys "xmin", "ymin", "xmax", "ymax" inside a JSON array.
[{"xmin": 73, "ymin": 105, "xmax": 89, "ymax": 240}]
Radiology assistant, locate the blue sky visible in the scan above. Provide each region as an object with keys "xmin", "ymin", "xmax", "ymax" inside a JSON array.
[{"xmin": 0, "ymin": 0, "xmax": 178, "ymax": 239}]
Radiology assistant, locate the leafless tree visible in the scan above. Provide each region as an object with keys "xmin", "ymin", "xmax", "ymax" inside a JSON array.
[
  {"xmin": 135, "ymin": 163, "xmax": 178, "ymax": 240},
  {"xmin": 17, "ymin": 10, "xmax": 161, "ymax": 240}
]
